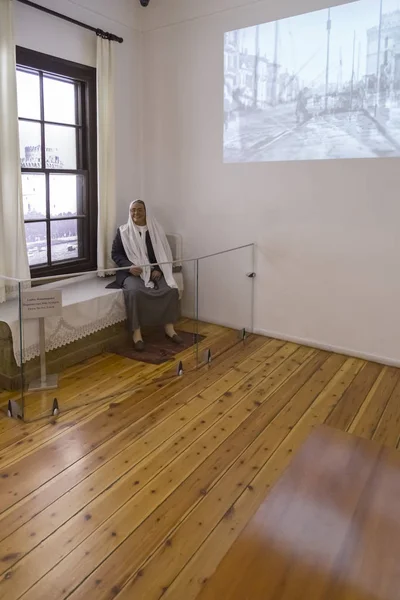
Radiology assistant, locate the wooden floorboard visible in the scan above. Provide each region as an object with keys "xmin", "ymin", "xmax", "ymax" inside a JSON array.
[
  {"xmin": 0, "ymin": 323, "xmax": 225, "ymax": 466},
  {"xmin": 0, "ymin": 336, "xmax": 264, "ymax": 547},
  {"xmin": 0, "ymin": 326, "xmax": 399, "ymax": 600}
]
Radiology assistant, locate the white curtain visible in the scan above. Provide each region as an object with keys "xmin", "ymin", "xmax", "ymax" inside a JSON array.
[
  {"xmin": 0, "ymin": 0, "xmax": 30, "ymax": 303},
  {"xmin": 96, "ymin": 35, "xmax": 117, "ymax": 275}
]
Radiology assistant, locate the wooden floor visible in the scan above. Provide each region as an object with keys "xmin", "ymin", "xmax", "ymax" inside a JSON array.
[
  {"xmin": 0, "ymin": 322, "xmax": 399, "ymax": 600},
  {"xmin": 198, "ymin": 425, "xmax": 400, "ymax": 599}
]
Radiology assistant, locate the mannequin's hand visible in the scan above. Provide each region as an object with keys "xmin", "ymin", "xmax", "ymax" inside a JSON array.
[{"xmin": 151, "ymin": 270, "xmax": 162, "ymax": 282}]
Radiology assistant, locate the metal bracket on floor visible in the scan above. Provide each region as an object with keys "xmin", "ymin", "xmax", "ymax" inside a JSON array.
[
  {"xmin": 177, "ymin": 361, "xmax": 184, "ymax": 376},
  {"xmin": 204, "ymin": 349, "xmax": 212, "ymax": 365},
  {"xmin": 52, "ymin": 398, "xmax": 60, "ymax": 417},
  {"xmin": 239, "ymin": 328, "xmax": 247, "ymax": 342},
  {"xmin": 7, "ymin": 400, "xmax": 23, "ymax": 420}
]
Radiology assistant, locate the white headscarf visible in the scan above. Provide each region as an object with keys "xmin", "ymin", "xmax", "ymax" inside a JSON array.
[{"xmin": 119, "ymin": 201, "xmax": 178, "ymax": 290}]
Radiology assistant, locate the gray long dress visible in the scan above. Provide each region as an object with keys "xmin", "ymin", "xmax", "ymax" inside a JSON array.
[
  {"xmin": 111, "ymin": 228, "xmax": 180, "ymax": 332},
  {"xmin": 123, "ymin": 275, "xmax": 180, "ymax": 332}
]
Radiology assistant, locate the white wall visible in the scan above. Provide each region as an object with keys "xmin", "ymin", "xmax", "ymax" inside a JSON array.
[
  {"xmin": 140, "ymin": 0, "xmax": 400, "ymax": 366},
  {"xmin": 14, "ymin": 0, "xmax": 143, "ymax": 227},
  {"xmin": 14, "ymin": 0, "xmax": 400, "ymax": 365}
]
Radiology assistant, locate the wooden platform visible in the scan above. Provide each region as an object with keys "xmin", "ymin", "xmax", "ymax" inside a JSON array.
[
  {"xmin": 198, "ymin": 425, "xmax": 400, "ymax": 599},
  {"xmin": 0, "ymin": 323, "xmax": 399, "ymax": 599}
]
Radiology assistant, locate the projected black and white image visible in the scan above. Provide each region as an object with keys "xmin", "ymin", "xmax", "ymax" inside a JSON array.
[{"xmin": 224, "ymin": 0, "xmax": 400, "ymax": 162}]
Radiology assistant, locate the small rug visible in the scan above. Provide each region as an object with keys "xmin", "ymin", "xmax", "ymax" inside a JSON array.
[{"xmin": 112, "ymin": 329, "xmax": 205, "ymax": 365}]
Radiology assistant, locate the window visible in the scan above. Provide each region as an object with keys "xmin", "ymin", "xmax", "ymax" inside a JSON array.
[{"xmin": 16, "ymin": 48, "xmax": 97, "ymax": 277}]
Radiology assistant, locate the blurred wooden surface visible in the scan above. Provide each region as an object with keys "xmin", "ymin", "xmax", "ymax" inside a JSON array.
[
  {"xmin": 0, "ymin": 323, "xmax": 400, "ymax": 599},
  {"xmin": 198, "ymin": 425, "xmax": 400, "ymax": 600}
]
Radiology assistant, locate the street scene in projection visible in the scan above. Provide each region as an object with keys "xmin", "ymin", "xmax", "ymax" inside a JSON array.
[{"xmin": 224, "ymin": 0, "xmax": 400, "ymax": 162}]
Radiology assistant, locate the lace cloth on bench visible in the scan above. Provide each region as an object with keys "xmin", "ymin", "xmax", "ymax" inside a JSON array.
[{"xmin": 0, "ymin": 278, "xmax": 126, "ymax": 366}]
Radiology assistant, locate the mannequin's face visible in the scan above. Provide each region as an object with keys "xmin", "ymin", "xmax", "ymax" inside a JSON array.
[{"xmin": 130, "ymin": 202, "xmax": 147, "ymax": 226}]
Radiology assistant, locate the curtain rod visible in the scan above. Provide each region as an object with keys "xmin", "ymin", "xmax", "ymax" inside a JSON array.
[{"xmin": 15, "ymin": 0, "xmax": 124, "ymax": 43}]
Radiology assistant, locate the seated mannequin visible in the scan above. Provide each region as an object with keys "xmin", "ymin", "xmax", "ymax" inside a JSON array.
[{"xmin": 111, "ymin": 200, "xmax": 182, "ymax": 351}]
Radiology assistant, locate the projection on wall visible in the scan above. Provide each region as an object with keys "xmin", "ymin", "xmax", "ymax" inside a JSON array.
[{"xmin": 224, "ymin": 0, "xmax": 400, "ymax": 163}]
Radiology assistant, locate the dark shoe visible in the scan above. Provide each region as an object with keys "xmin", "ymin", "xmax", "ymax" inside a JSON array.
[
  {"xmin": 134, "ymin": 340, "xmax": 145, "ymax": 352},
  {"xmin": 166, "ymin": 333, "xmax": 183, "ymax": 345}
]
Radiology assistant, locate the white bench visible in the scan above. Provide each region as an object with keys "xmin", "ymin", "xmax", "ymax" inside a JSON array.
[{"xmin": 0, "ymin": 235, "xmax": 184, "ymax": 388}]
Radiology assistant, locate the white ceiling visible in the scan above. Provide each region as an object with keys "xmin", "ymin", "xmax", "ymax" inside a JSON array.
[{"xmin": 139, "ymin": 0, "xmax": 263, "ymax": 31}]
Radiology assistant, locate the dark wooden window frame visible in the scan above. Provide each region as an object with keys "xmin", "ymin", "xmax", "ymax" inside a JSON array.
[{"xmin": 17, "ymin": 47, "xmax": 98, "ymax": 279}]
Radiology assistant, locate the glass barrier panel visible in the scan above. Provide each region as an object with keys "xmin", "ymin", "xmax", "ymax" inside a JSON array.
[
  {"xmin": 196, "ymin": 245, "xmax": 255, "ymax": 367},
  {"xmin": 180, "ymin": 257, "xmax": 201, "ymax": 367},
  {"xmin": 0, "ymin": 275, "xmax": 25, "ymax": 421},
  {"xmin": 1, "ymin": 245, "xmax": 255, "ymax": 423},
  {"xmin": 15, "ymin": 259, "xmax": 198, "ymax": 422}
]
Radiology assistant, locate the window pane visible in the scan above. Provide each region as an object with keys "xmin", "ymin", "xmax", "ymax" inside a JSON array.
[
  {"xmin": 45, "ymin": 125, "xmax": 77, "ymax": 169},
  {"xmin": 19, "ymin": 121, "xmax": 41, "ymax": 168},
  {"xmin": 17, "ymin": 71, "xmax": 40, "ymax": 120},
  {"xmin": 22, "ymin": 174, "xmax": 46, "ymax": 220},
  {"xmin": 25, "ymin": 222, "xmax": 48, "ymax": 266},
  {"xmin": 44, "ymin": 77, "xmax": 76, "ymax": 125},
  {"xmin": 50, "ymin": 174, "xmax": 85, "ymax": 217},
  {"xmin": 51, "ymin": 219, "xmax": 80, "ymax": 262}
]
